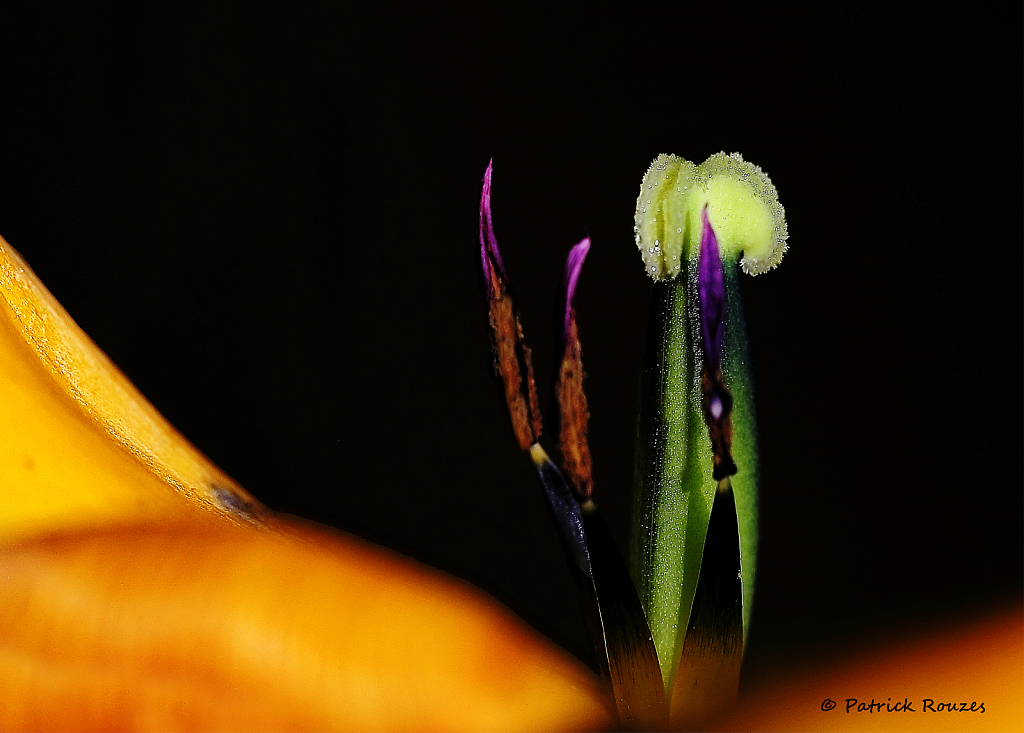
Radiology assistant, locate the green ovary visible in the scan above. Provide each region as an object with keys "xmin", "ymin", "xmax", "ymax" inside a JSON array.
[{"xmin": 630, "ymin": 264, "xmax": 759, "ymax": 693}]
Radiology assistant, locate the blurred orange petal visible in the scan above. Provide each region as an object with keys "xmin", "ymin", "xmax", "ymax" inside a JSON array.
[
  {"xmin": 714, "ymin": 602, "xmax": 1023, "ymax": 732},
  {"xmin": 0, "ymin": 519, "xmax": 614, "ymax": 731}
]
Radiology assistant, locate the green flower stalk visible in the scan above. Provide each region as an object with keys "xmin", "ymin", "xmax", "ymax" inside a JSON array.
[
  {"xmin": 477, "ymin": 153, "xmax": 786, "ymax": 729},
  {"xmin": 631, "ymin": 152, "xmax": 787, "ymax": 724}
]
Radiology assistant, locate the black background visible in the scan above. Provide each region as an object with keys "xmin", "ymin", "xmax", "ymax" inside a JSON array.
[{"xmin": 1, "ymin": 3, "xmax": 1020, "ymax": 682}]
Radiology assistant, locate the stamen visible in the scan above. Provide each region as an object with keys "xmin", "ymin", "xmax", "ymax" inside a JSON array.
[
  {"xmin": 479, "ymin": 161, "xmax": 542, "ymax": 450},
  {"xmin": 557, "ymin": 238, "xmax": 594, "ymax": 500}
]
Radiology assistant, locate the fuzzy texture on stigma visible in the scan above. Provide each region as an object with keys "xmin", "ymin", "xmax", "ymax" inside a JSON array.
[{"xmin": 634, "ymin": 152, "xmax": 787, "ymax": 280}]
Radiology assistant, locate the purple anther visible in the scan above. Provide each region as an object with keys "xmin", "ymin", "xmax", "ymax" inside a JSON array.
[
  {"xmin": 479, "ymin": 159, "xmax": 507, "ymax": 297},
  {"xmin": 563, "ymin": 237, "xmax": 591, "ymax": 336},
  {"xmin": 697, "ymin": 206, "xmax": 726, "ymax": 371}
]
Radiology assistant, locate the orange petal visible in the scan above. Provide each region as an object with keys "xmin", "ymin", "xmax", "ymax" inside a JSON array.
[
  {"xmin": 0, "ymin": 235, "xmax": 265, "ymax": 542},
  {"xmin": 0, "ymin": 519, "xmax": 614, "ymax": 731},
  {"xmin": 713, "ymin": 603, "xmax": 1023, "ymax": 732}
]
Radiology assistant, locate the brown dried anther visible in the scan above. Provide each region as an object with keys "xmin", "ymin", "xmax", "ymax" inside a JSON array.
[
  {"xmin": 480, "ymin": 160, "xmax": 542, "ymax": 451},
  {"xmin": 556, "ymin": 238, "xmax": 594, "ymax": 501}
]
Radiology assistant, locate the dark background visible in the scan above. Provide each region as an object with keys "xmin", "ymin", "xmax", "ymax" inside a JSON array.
[{"xmin": 1, "ymin": 3, "xmax": 1020, "ymax": 683}]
